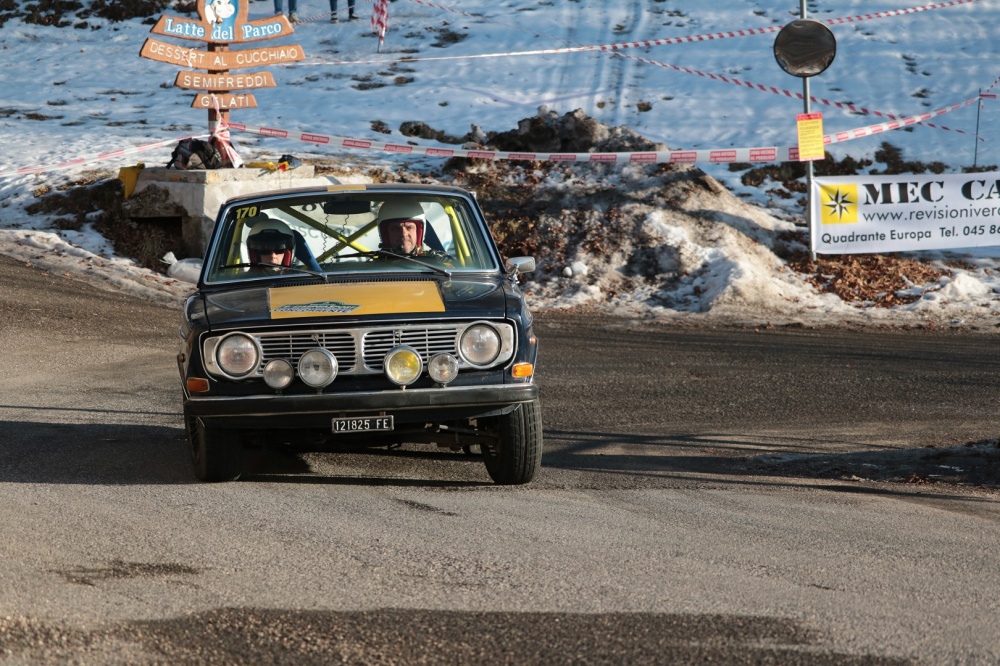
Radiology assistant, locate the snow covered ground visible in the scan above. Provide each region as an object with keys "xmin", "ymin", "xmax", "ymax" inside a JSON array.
[{"xmin": 1, "ymin": 0, "xmax": 999, "ymax": 329}]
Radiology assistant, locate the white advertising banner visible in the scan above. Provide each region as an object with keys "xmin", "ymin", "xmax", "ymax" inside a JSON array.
[{"xmin": 810, "ymin": 172, "xmax": 1000, "ymax": 254}]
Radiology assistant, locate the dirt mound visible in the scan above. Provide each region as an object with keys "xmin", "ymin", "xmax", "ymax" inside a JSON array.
[
  {"xmin": 429, "ymin": 109, "xmax": 973, "ymax": 325},
  {"xmin": 487, "ymin": 107, "xmax": 660, "ymax": 154},
  {"xmin": 428, "ymin": 108, "xmax": 814, "ymax": 322}
]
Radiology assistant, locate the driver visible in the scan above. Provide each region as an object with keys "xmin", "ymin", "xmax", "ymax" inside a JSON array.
[
  {"xmin": 246, "ymin": 218, "xmax": 295, "ymax": 271},
  {"xmin": 376, "ymin": 200, "xmax": 451, "ymax": 263}
]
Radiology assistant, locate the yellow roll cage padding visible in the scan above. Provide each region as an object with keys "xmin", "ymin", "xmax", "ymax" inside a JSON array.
[
  {"xmin": 225, "ymin": 218, "xmax": 250, "ymax": 267},
  {"xmin": 443, "ymin": 203, "xmax": 470, "ymax": 267},
  {"xmin": 224, "ymin": 203, "xmax": 282, "ymax": 266}
]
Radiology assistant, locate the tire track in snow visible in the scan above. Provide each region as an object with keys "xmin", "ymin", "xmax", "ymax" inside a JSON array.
[
  {"xmin": 543, "ymin": 0, "xmax": 658, "ymax": 127},
  {"xmin": 603, "ymin": 0, "xmax": 655, "ymax": 129}
]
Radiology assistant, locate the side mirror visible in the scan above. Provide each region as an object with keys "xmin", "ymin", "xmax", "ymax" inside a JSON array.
[{"xmin": 505, "ymin": 256, "xmax": 535, "ymax": 277}]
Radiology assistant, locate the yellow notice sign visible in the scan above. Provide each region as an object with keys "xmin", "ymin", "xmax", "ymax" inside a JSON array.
[
  {"xmin": 268, "ymin": 282, "xmax": 445, "ymax": 319},
  {"xmin": 796, "ymin": 112, "xmax": 825, "ymax": 161}
]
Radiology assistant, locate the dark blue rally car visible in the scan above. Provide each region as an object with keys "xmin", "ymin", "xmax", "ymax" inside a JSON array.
[{"xmin": 178, "ymin": 183, "xmax": 541, "ymax": 484}]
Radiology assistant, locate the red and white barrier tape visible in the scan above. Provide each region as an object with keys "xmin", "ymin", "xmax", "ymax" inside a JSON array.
[
  {"xmin": 0, "ymin": 88, "xmax": 983, "ymax": 181},
  {"xmin": 305, "ymin": 0, "xmax": 980, "ymax": 138},
  {"xmin": 822, "ymin": 96, "xmax": 980, "ymax": 146},
  {"xmin": 208, "ymin": 94, "xmax": 245, "ymax": 168},
  {"xmin": 322, "ymin": 0, "xmax": 978, "ymax": 64},
  {"xmin": 609, "ymin": 54, "xmax": 980, "ymax": 139},
  {"xmin": 231, "ymin": 120, "xmax": 784, "ymax": 164},
  {"xmin": 227, "ymin": 93, "xmax": 980, "ymax": 164}
]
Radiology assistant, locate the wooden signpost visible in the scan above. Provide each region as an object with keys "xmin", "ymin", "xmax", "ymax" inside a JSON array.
[{"xmin": 140, "ymin": 0, "xmax": 303, "ymax": 126}]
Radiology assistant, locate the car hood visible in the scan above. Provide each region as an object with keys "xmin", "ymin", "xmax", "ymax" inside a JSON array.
[{"xmin": 199, "ymin": 277, "xmax": 508, "ymax": 329}]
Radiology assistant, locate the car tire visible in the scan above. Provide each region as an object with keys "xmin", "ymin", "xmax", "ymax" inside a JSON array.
[
  {"xmin": 186, "ymin": 412, "xmax": 242, "ymax": 482},
  {"xmin": 483, "ymin": 398, "xmax": 542, "ymax": 485}
]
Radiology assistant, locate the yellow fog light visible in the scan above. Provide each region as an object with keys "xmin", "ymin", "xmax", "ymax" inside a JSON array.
[{"xmin": 384, "ymin": 346, "xmax": 423, "ymax": 386}]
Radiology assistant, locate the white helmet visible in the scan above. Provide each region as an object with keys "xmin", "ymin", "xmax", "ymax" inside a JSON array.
[
  {"xmin": 246, "ymin": 218, "xmax": 295, "ymax": 267},
  {"xmin": 377, "ymin": 199, "xmax": 426, "ymax": 249},
  {"xmin": 376, "ymin": 199, "xmax": 426, "ymax": 222}
]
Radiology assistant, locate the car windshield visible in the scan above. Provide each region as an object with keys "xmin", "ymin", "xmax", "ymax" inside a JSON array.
[{"xmin": 203, "ymin": 190, "xmax": 500, "ymax": 284}]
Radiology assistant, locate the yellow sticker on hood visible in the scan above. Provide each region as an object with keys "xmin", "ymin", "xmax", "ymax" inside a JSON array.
[{"xmin": 268, "ymin": 281, "xmax": 445, "ymax": 319}]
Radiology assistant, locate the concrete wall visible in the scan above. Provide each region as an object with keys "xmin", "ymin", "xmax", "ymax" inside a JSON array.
[{"xmin": 123, "ymin": 166, "xmax": 339, "ymax": 257}]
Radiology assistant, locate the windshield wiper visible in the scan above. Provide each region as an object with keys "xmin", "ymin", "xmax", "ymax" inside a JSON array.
[
  {"xmin": 339, "ymin": 250, "xmax": 453, "ymax": 277},
  {"xmin": 219, "ymin": 262, "xmax": 330, "ymax": 282}
]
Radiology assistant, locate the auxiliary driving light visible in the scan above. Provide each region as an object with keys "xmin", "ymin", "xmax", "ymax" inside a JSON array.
[
  {"xmin": 384, "ymin": 346, "xmax": 423, "ymax": 386},
  {"xmin": 298, "ymin": 348, "xmax": 338, "ymax": 388},
  {"xmin": 263, "ymin": 359, "xmax": 295, "ymax": 389},
  {"xmin": 428, "ymin": 353, "xmax": 459, "ymax": 385}
]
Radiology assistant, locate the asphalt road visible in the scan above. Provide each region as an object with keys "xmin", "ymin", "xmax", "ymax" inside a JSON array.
[{"xmin": 0, "ymin": 254, "xmax": 998, "ymax": 665}]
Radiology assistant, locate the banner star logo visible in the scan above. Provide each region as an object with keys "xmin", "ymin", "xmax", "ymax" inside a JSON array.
[{"xmin": 824, "ymin": 187, "xmax": 854, "ymax": 221}]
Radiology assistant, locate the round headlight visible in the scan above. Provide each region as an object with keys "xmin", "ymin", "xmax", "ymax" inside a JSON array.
[
  {"xmin": 298, "ymin": 348, "xmax": 338, "ymax": 388},
  {"xmin": 459, "ymin": 324, "xmax": 501, "ymax": 366},
  {"xmin": 216, "ymin": 333, "xmax": 259, "ymax": 377},
  {"xmin": 384, "ymin": 346, "xmax": 423, "ymax": 386},
  {"xmin": 428, "ymin": 353, "xmax": 459, "ymax": 385},
  {"xmin": 263, "ymin": 359, "xmax": 295, "ymax": 389}
]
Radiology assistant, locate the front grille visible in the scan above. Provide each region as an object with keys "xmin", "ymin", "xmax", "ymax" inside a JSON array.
[
  {"xmin": 249, "ymin": 322, "xmax": 511, "ymax": 376},
  {"xmin": 257, "ymin": 331, "xmax": 358, "ymax": 372},
  {"xmin": 362, "ymin": 328, "xmax": 458, "ymax": 371}
]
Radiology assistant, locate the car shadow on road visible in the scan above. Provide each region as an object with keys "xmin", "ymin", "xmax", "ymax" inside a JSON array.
[
  {"xmin": 540, "ymin": 428, "xmax": 1000, "ymax": 497},
  {"xmin": 0, "ymin": 420, "xmax": 497, "ymax": 487},
  {"xmin": 7, "ymin": 418, "xmax": 995, "ymax": 496},
  {"xmin": 0, "ymin": 420, "xmax": 192, "ymax": 485}
]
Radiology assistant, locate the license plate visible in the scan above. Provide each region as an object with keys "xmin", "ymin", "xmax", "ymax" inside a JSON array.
[{"xmin": 332, "ymin": 415, "xmax": 394, "ymax": 433}]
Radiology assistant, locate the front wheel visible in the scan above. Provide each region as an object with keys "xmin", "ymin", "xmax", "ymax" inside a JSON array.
[
  {"xmin": 483, "ymin": 399, "xmax": 543, "ymax": 485},
  {"xmin": 186, "ymin": 411, "xmax": 243, "ymax": 482}
]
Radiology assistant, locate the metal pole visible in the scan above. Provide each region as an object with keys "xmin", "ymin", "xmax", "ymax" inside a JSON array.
[
  {"xmin": 801, "ymin": 1, "xmax": 817, "ymax": 261},
  {"xmin": 806, "ymin": 78, "xmax": 816, "ymax": 261},
  {"xmin": 208, "ymin": 44, "xmax": 229, "ymax": 136},
  {"xmin": 974, "ymin": 88, "xmax": 982, "ymax": 169}
]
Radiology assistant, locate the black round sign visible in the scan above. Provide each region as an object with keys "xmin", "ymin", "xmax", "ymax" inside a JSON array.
[{"xmin": 774, "ymin": 19, "xmax": 837, "ymax": 78}]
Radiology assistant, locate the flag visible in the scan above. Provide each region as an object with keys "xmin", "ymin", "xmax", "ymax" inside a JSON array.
[{"xmin": 372, "ymin": 0, "xmax": 389, "ymax": 51}]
